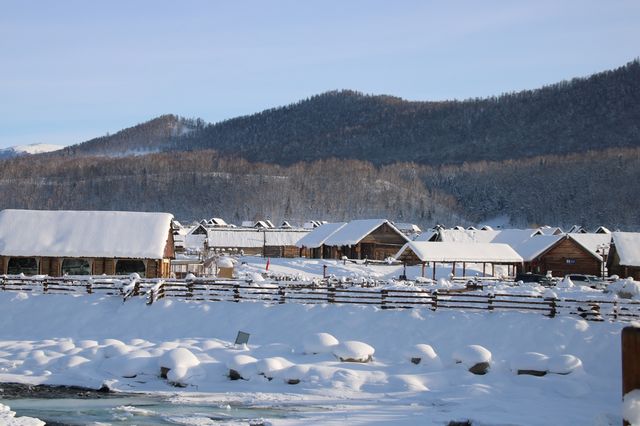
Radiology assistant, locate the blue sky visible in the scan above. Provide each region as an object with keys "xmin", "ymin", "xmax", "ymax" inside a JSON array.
[{"xmin": 1, "ymin": 0, "xmax": 639, "ymax": 149}]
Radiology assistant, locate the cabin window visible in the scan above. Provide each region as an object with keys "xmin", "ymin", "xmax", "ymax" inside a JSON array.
[
  {"xmin": 61, "ymin": 258, "xmax": 91, "ymax": 275},
  {"xmin": 7, "ymin": 257, "xmax": 39, "ymax": 276},
  {"xmin": 115, "ymin": 259, "xmax": 146, "ymax": 277}
]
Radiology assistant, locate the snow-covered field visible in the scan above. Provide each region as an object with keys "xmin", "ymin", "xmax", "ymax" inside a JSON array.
[{"xmin": 0, "ymin": 257, "xmax": 637, "ymax": 425}]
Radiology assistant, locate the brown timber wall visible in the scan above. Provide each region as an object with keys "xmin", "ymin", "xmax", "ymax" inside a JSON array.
[{"xmin": 535, "ymin": 238, "xmax": 601, "ymax": 277}]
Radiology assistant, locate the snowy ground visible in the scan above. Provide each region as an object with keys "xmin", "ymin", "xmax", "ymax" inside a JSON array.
[{"xmin": 0, "ymin": 257, "xmax": 636, "ymax": 425}]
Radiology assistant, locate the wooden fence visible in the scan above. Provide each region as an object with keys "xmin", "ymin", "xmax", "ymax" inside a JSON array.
[{"xmin": 1, "ymin": 275, "xmax": 639, "ymax": 322}]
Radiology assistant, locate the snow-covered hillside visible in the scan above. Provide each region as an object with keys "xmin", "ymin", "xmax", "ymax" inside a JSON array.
[{"xmin": 0, "ymin": 143, "xmax": 64, "ymax": 159}]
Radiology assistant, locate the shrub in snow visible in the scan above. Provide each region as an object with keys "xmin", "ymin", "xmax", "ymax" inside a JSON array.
[
  {"xmin": 303, "ymin": 332, "xmax": 339, "ymax": 355},
  {"xmin": 333, "ymin": 341, "xmax": 375, "ymax": 363},
  {"xmin": 159, "ymin": 348, "xmax": 201, "ymax": 384},
  {"xmin": 256, "ymin": 357, "xmax": 294, "ymax": 380},
  {"xmin": 608, "ymin": 278, "xmax": 640, "ymax": 299},
  {"xmin": 226, "ymin": 354, "xmax": 258, "ymax": 380},
  {"xmin": 406, "ymin": 344, "xmax": 441, "ymax": 368},
  {"xmin": 510, "ymin": 352, "xmax": 550, "ymax": 376},
  {"xmin": 547, "ymin": 354, "xmax": 582, "ymax": 375},
  {"xmin": 624, "ymin": 389, "xmax": 640, "ymax": 425},
  {"xmin": 453, "ymin": 345, "xmax": 492, "ymax": 375}
]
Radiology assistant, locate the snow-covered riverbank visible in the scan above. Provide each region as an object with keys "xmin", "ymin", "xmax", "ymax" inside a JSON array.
[{"xmin": 0, "ymin": 286, "xmax": 630, "ymax": 425}]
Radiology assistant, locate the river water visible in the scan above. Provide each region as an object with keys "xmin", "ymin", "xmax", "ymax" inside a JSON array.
[{"xmin": 2, "ymin": 385, "xmax": 301, "ymax": 425}]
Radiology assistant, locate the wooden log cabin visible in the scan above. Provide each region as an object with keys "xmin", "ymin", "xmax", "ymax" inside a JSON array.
[
  {"xmin": 303, "ymin": 219, "xmax": 409, "ymax": 261},
  {"xmin": 0, "ymin": 209, "xmax": 174, "ymax": 278},
  {"xmin": 520, "ymin": 234, "xmax": 605, "ymax": 277},
  {"xmin": 607, "ymin": 232, "xmax": 640, "ymax": 280}
]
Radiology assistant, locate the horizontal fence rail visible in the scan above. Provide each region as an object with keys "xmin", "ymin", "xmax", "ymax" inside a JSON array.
[{"xmin": 1, "ymin": 275, "xmax": 639, "ymax": 322}]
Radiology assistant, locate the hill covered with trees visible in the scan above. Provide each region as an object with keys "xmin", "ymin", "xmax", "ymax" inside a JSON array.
[{"xmin": 3, "ymin": 59, "xmax": 639, "ymax": 229}]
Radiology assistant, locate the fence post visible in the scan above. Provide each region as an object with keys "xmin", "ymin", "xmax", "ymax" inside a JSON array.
[
  {"xmin": 146, "ymin": 289, "xmax": 154, "ymax": 305},
  {"xmin": 545, "ymin": 297, "xmax": 557, "ymax": 318},
  {"xmin": 622, "ymin": 327, "xmax": 640, "ymax": 426},
  {"xmin": 381, "ymin": 289, "xmax": 388, "ymax": 309},
  {"xmin": 42, "ymin": 279, "xmax": 48, "ymax": 294},
  {"xmin": 327, "ymin": 286, "xmax": 336, "ymax": 304},
  {"xmin": 613, "ymin": 300, "xmax": 619, "ymax": 321},
  {"xmin": 186, "ymin": 280, "xmax": 194, "ymax": 299},
  {"xmin": 278, "ymin": 286, "xmax": 286, "ymax": 304},
  {"xmin": 233, "ymin": 284, "xmax": 240, "ymax": 302},
  {"xmin": 86, "ymin": 281, "xmax": 92, "ymax": 295},
  {"xmin": 431, "ymin": 290, "xmax": 438, "ymax": 311},
  {"xmin": 488, "ymin": 293, "xmax": 494, "ymax": 311}
]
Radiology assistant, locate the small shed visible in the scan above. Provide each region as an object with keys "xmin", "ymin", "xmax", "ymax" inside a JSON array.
[
  {"xmin": 395, "ymin": 241, "xmax": 523, "ymax": 279},
  {"xmin": 607, "ymin": 232, "xmax": 640, "ymax": 280},
  {"xmin": 206, "ymin": 228, "xmax": 308, "ymax": 257},
  {"xmin": 0, "ymin": 209, "xmax": 174, "ymax": 278}
]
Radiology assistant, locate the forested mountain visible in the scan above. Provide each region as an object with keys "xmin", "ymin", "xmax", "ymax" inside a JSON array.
[
  {"xmin": 57, "ymin": 115, "xmax": 203, "ymax": 157},
  {"xmin": 58, "ymin": 60, "xmax": 640, "ymax": 167},
  {"xmin": 3, "ymin": 60, "xmax": 640, "ymax": 229}
]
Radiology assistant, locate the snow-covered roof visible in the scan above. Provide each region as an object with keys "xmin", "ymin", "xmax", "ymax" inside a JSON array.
[
  {"xmin": 595, "ymin": 226, "xmax": 611, "ymax": 234},
  {"xmin": 324, "ymin": 219, "xmax": 409, "ymax": 247},
  {"xmin": 513, "ymin": 235, "xmax": 564, "ymax": 262},
  {"xmin": 207, "ymin": 229, "xmax": 308, "ymax": 248},
  {"xmin": 567, "ymin": 233, "xmax": 610, "ymax": 261},
  {"xmin": 396, "ymin": 242, "xmax": 523, "ymax": 263},
  {"xmin": 208, "ymin": 217, "xmax": 227, "ymax": 226},
  {"xmin": 0, "ymin": 209, "xmax": 173, "ymax": 259},
  {"xmin": 393, "ymin": 222, "xmax": 422, "ymax": 234},
  {"xmin": 413, "ymin": 230, "xmax": 437, "ymax": 242},
  {"xmin": 435, "ymin": 228, "xmax": 564, "ymax": 262},
  {"xmin": 296, "ymin": 222, "xmax": 347, "ymax": 248},
  {"xmin": 612, "ymin": 232, "xmax": 640, "ymax": 267}
]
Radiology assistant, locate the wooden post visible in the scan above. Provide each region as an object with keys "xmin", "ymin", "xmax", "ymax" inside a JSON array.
[
  {"xmin": 452, "ymin": 262, "xmax": 456, "ymax": 278},
  {"xmin": 491, "ymin": 263, "xmax": 495, "ymax": 277},
  {"xmin": 233, "ymin": 284, "xmax": 240, "ymax": 302},
  {"xmin": 623, "ymin": 327, "xmax": 640, "ymax": 426},
  {"xmin": 462, "ymin": 262, "xmax": 466, "ymax": 277},
  {"xmin": 381, "ymin": 289, "xmax": 388, "ymax": 309},
  {"xmin": 432, "ymin": 262, "xmax": 436, "ymax": 281},
  {"xmin": 483, "ymin": 262, "xmax": 486, "ymax": 277},
  {"xmin": 421, "ymin": 262, "xmax": 425, "ymax": 278}
]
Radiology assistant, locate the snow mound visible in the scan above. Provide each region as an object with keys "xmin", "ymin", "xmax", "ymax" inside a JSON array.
[
  {"xmin": 159, "ymin": 348, "xmax": 201, "ymax": 383},
  {"xmin": 217, "ymin": 257, "xmax": 235, "ymax": 268},
  {"xmin": 453, "ymin": 345, "xmax": 492, "ymax": 374},
  {"xmin": 333, "ymin": 341, "xmax": 375, "ymax": 362},
  {"xmin": 557, "ymin": 277, "xmax": 575, "ymax": 289},
  {"xmin": 624, "ymin": 389, "xmax": 640, "ymax": 425},
  {"xmin": 303, "ymin": 332, "xmax": 339, "ymax": 354},
  {"xmin": 102, "ymin": 350, "xmax": 155, "ymax": 378},
  {"xmin": 510, "ymin": 352, "xmax": 549, "ymax": 374},
  {"xmin": 548, "ymin": 354, "xmax": 582, "ymax": 375},
  {"xmin": 406, "ymin": 344, "xmax": 441, "ymax": 368},
  {"xmin": 453, "ymin": 345, "xmax": 492, "ymax": 366},
  {"xmin": 0, "ymin": 403, "xmax": 45, "ymax": 426},
  {"xmin": 256, "ymin": 357, "xmax": 294, "ymax": 378},
  {"xmin": 278, "ymin": 364, "xmax": 311, "ymax": 384},
  {"xmin": 226, "ymin": 354, "xmax": 258, "ymax": 379},
  {"xmin": 609, "ymin": 278, "xmax": 640, "ymax": 298}
]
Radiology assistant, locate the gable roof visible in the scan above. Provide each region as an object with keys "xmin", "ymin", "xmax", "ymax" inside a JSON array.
[
  {"xmin": 567, "ymin": 233, "xmax": 610, "ymax": 261},
  {"xmin": 324, "ymin": 219, "xmax": 409, "ymax": 246},
  {"xmin": 0, "ymin": 209, "xmax": 173, "ymax": 259},
  {"xmin": 396, "ymin": 241, "xmax": 523, "ymax": 263},
  {"xmin": 296, "ymin": 222, "xmax": 347, "ymax": 248},
  {"xmin": 611, "ymin": 232, "xmax": 640, "ymax": 267}
]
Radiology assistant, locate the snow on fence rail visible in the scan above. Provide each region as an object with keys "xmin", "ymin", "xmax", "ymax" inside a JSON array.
[{"xmin": 2, "ymin": 275, "xmax": 640, "ymax": 322}]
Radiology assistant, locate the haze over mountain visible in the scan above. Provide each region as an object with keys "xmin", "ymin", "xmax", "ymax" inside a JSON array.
[
  {"xmin": 0, "ymin": 143, "xmax": 64, "ymax": 160},
  {"xmin": 4, "ymin": 59, "xmax": 640, "ymax": 229}
]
